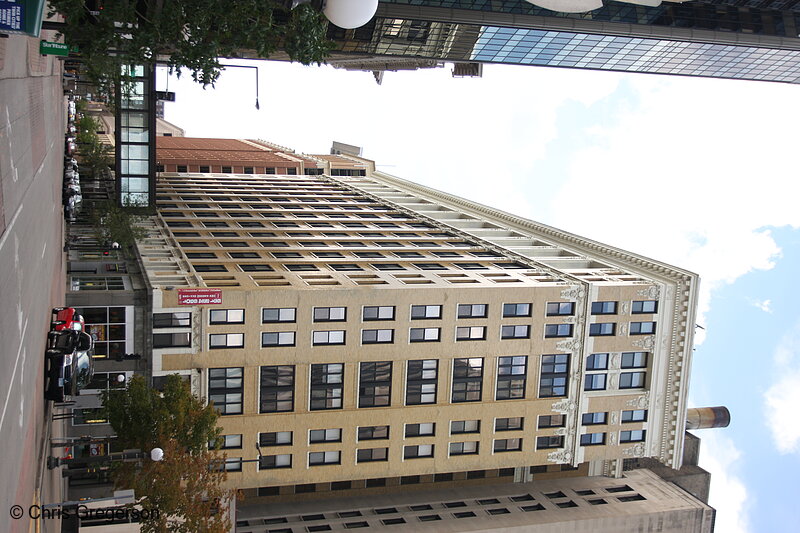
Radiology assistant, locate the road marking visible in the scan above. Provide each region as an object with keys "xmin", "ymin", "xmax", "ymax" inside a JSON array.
[
  {"xmin": 0, "ymin": 200, "xmax": 22, "ymax": 251},
  {"xmin": 0, "ymin": 318, "xmax": 28, "ymax": 434},
  {"xmin": 41, "ymin": 241, "xmax": 46, "ymax": 258},
  {"xmin": 18, "ymin": 346, "xmax": 25, "ymax": 428},
  {"xmin": 3, "ymin": 106, "xmax": 19, "ymax": 183}
]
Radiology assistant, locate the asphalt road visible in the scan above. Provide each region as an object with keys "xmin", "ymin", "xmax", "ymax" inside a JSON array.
[{"xmin": 0, "ymin": 33, "xmax": 68, "ymax": 533}]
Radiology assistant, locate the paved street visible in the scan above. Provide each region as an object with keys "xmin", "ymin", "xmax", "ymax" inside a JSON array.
[{"xmin": 0, "ymin": 29, "xmax": 69, "ymax": 533}]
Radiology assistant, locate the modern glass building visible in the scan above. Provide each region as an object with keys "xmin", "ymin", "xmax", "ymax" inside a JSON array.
[{"xmin": 324, "ymin": 0, "xmax": 800, "ymax": 83}]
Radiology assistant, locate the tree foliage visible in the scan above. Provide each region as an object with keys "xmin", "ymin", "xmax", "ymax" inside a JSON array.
[
  {"xmin": 102, "ymin": 375, "xmax": 233, "ymax": 532},
  {"xmin": 49, "ymin": 0, "xmax": 335, "ymax": 90},
  {"xmin": 89, "ymin": 200, "xmax": 151, "ymax": 250}
]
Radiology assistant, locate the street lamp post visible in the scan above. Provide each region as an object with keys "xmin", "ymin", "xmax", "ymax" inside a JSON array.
[
  {"xmin": 219, "ymin": 64, "xmax": 260, "ymax": 110},
  {"xmin": 48, "ymin": 447, "xmax": 164, "ymax": 476}
]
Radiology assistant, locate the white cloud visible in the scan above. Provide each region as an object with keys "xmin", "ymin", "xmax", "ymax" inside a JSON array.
[
  {"xmin": 751, "ymin": 299, "xmax": 772, "ymax": 313},
  {"xmin": 764, "ymin": 320, "xmax": 800, "ymax": 454},
  {"xmin": 699, "ymin": 432, "xmax": 752, "ymax": 533},
  {"xmin": 545, "ymin": 76, "xmax": 799, "ymax": 342}
]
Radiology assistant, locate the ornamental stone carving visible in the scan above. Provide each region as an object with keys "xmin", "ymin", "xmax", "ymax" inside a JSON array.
[
  {"xmin": 626, "ymin": 391, "xmax": 650, "ymax": 409},
  {"xmin": 622, "ymin": 443, "xmax": 646, "ymax": 457},
  {"xmin": 551, "ymin": 399, "xmax": 577, "ymax": 412},
  {"xmin": 621, "ymin": 302, "xmax": 629, "ymax": 314},
  {"xmin": 609, "ymin": 374, "xmax": 618, "ymax": 389},
  {"xmin": 610, "ymin": 353, "xmax": 620, "ymax": 369},
  {"xmin": 562, "ymin": 316, "xmax": 576, "ymax": 324},
  {"xmin": 608, "ymin": 432, "xmax": 617, "ymax": 445},
  {"xmin": 632, "ymin": 335, "xmax": 656, "ymax": 350},
  {"xmin": 618, "ymin": 324, "xmax": 628, "ymax": 336},
  {"xmin": 560, "ymin": 287, "xmax": 585, "ymax": 300},
  {"xmin": 547, "ymin": 449, "xmax": 572, "ymax": 464},
  {"xmin": 637, "ymin": 286, "xmax": 661, "ymax": 300},
  {"xmin": 554, "ymin": 428, "xmax": 567, "ymax": 436},
  {"xmin": 610, "ymin": 412, "xmax": 619, "ymax": 425},
  {"xmin": 556, "ymin": 338, "xmax": 581, "ymax": 352}
]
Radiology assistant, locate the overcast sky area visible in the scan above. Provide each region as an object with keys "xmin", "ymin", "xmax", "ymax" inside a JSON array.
[{"xmin": 161, "ymin": 59, "xmax": 800, "ymax": 533}]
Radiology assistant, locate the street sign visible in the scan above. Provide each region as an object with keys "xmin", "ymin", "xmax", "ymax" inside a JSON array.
[
  {"xmin": 0, "ymin": 0, "xmax": 46, "ymax": 37},
  {"xmin": 155, "ymin": 91, "xmax": 176, "ymax": 102},
  {"xmin": 177, "ymin": 288, "xmax": 222, "ymax": 305},
  {"xmin": 40, "ymin": 40, "xmax": 69, "ymax": 56}
]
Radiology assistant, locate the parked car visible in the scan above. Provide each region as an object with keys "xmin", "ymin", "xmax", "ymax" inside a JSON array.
[
  {"xmin": 50, "ymin": 307, "xmax": 85, "ymax": 332},
  {"xmin": 44, "ymin": 330, "xmax": 94, "ymax": 402}
]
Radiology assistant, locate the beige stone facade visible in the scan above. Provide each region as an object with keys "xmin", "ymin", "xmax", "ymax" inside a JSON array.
[{"xmin": 137, "ymin": 139, "xmax": 698, "ymax": 496}]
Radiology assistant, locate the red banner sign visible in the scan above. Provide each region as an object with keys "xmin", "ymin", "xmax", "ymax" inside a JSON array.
[{"xmin": 177, "ymin": 288, "xmax": 222, "ymax": 305}]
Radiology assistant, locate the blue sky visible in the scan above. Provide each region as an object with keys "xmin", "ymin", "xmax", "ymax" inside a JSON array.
[{"xmin": 163, "ymin": 60, "xmax": 800, "ymax": 532}]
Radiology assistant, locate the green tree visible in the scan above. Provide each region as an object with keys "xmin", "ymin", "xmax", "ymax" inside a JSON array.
[
  {"xmin": 89, "ymin": 200, "xmax": 151, "ymax": 251},
  {"xmin": 49, "ymin": 0, "xmax": 334, "ymax": 91},
  {"xmin": 102, "ymin": 375, "xmax": 233, "ymax": 532}
]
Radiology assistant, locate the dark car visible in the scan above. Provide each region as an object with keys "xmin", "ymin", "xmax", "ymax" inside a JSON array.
[{"xmin": 45, "ymin": 330, "xmax": 95, "ymax": 402}]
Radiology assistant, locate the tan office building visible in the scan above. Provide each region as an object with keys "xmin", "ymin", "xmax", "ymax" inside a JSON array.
[{"xmin": 137, "ymin": 138, "xmax": 698, "ymax": 499}]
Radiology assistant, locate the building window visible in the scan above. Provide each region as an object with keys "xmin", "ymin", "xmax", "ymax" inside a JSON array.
[
  {"xmin": 406, "ymin": 359, "xmax": 438, "ymax": 405},
  {"xmin": 309, "ymin": 428, "xmax": 342, "ymax": 443},
  {"xmin": 457, "ymin": 304, "xmax": 488, "ymax": 318},
  {"xmin": 286, "ymin": 263, "xmax": 319, "ymax": 272},
  {"xmin": 403, "ymin": 444, "xmax": 434, "ymax": 459},
  {"xmin": 259, "ymin": 431, "xmax": 292, "ymax": 446},
  {"xmin": 313, "ymin": 330, "xmax": 346, "ymax": 345},
  {"xmin": 358, "ymin": 425, "xmax": 389, "ymax": 441},
  {"xmin": 212, "ymin": 434, "xmax": 243, "ymax": 450},
  {"xmin": 363, "ymin": 306, "xmax": 395, "ymax": 321},
  {"xmin": 219, "ymin": 241, "xmax": 248, "ymax": 248},
  {"xmin": 621, "ymin": 409, "xmax": 647, "ymax": 423},
  {"xmin": 228, "ymin": 252, "xmax": 259, "ymax": 259},
  {"xmin": 221, "ymin": 166, "xmax": 232, "ymax": 173},
  {"xmin": 373, "ymin": 263, "xmax": 404, "ymax": 271},
  {"xmin": 209, "ymin": 309, "xmax": 244, "ymax": 324},
  {"xmin": 357, "ymin": 448, "xmax": 389, "ymax": 463},
  {"xmin": 240, "ymin": 264, "xmax": 274, "ymax": 272},
  {"xmin": 495, "ymin": 417, "xmax": 524, "ymax": 431},
  {"xmin": 262, "ymin": 307, "xmax": 296, "ymax": 323},
  {"xmin": 586, "ymin": 353, "xmax": 608, "ymax": 370},
  {"xmin": 537, "ymin": 415, "xmax": 565, "ymax": 429},
  {"xmin": 493, "ymin": 438, "xmax": 522, "ymax": 452},
  {"xmin": 545, "ymin": 324, "xmax": 573, "ymax": 338},
  {"xmin": 546, "ymin": 302, "xmax": 575, "ymax": 316},
  {"xmin": 70, "ymin": 276, "xmax": 127, "ymax": 290},
  {"xmin": 409, "ymin": 327, "xmax": 440, "ymax": 342},
  {"xmin": 176, "ymin": 165, "xmax": 187, "ymax": 172},
  {"xmin": 259, "ymin": 454, "xmax": 292, "ymax": 470},
  {"xmin": 580, "ymin": 433, "xmax": 606, "ymax": 446},
  {"xmin": 496, "ymin": 356, "xmax": 527, "ymax": 400},
  {"xmin": 622, "ymin": 352, "xmax": 648, "ymax": 368},
  {"xmin": 411, "ymin": 305, "xmax": 442, "ymax": 319},
  {"xmin": 452, "ymin": 358, "xmax": 483, "ymax": 402},
  {"xmin": 503, "ymin": 303, "xmax": 531, "ymax": 317},
  {"xmin": 310, "ymin": 363, "xmax": 344, "ymax": 410},
  {"xmin": 261, "ymin": 331, "xmax": 295, "ymax": 347},
  {"xmin": 405, "ymin": 423, "xmax": 435, "ymax": 437},
  {"xmin": 208, "ymin": 367, "xmax": 243, "ymax": 415},
  {"xmin": 456, "ymin": 326, "xmax": 486, "ymax": 341},
  {"xmin": 259, "ymin": 365, "xmax": 295, "ymax": 413},
  {"xmin": 209, "ymin": 333, "xmax": 244, "ymax": 349},
  {"xmin": 620, "ymin": 372, "xmax": 647, "ymax": 389},
  {"xmin": 153, "ymin": 312, "xmax": 191, "ymax": 329},
  {"xmin": 451, "ymin": 420, "xmax": 480, "ymax": 434},
  {"xmin": 449, "ymin": 441, "xmax": 479, "ymax": 456},
  {"xmin": 243, "ymin": 167, "xmax": 254, "ymax": 174},
  {"xmin": 539, "ymin": 354, "xmax": 569, "ymax": 398},
  {"xmin": 630, "ymin": 322, "xmax": 656, "ymax": 335},
  {"xmin": 362, "ymin": 329, "xmax": 394, "ymax": 344},
  {"xmin": 358, "ymin": 361, "xmax": 392, "ymax": 408},
  {"xmin": 620, "ymin": 430, "xmax": 646, "ymax": 443},
  {"xmin": 313, "ymin": 307, "xmax": 347, "ymax": 322},
  {"xmin": 152, "ymin": 332, "xmax": 191, "ymax": 348},
  {"xmin": 584, "ymin": 374, "xmax": 607, "ymax": 391},
  {"xmin": 632, "ymin": 300, "xmax": 658, "ymax": 314},
  {"xmin": 501, "ymin": 325, "xmax": 530, "ymax": 339},
  {"xmin": 589, "ymin": 323, "xmax": 616, "ymax": 336},
  {"xmin": 184, "ymin": 252, "xmax": 215, "ymax": 258},
  {"xmin": 591, "ymin": 301, "xmax": 617, "ymax": 315},
  {"xmin": 582, "ymin": 412, "xmax": 608, "ymax": 425},
  {"xmin": 536, "ymin": 435, "xmax": 564, "ymax": 450},
  {"xmin": 309, "ymin": 451, "xmax": 341, "ymax": 466}
]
